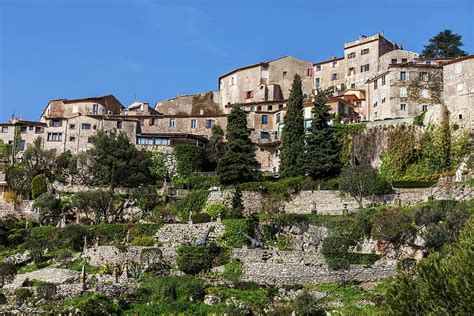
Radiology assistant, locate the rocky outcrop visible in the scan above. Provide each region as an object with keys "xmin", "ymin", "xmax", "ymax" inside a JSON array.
[{"xmin": 6, "ymin": 268, "xmax": 80, "ymax": 289}]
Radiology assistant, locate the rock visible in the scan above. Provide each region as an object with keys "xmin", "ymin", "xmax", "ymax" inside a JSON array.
[
  {"xmin": 6, "ymin": 268, "xmax": 80, "ymax": 289},
  {"xmin": 3, "ymin": 251, "xmax": 32, "ymax": 265},
  {"xmin": 204, "ymin": 294, "xmax": 221, "ymax": 305}
]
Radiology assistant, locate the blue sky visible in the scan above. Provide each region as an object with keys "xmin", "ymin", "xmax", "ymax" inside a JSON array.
[{"xmin": 0, "ymin": 0, "xmax": 472, "ymax": 122}]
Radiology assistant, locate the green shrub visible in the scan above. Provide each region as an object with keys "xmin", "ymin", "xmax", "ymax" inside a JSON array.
[
  {"xmin": 371, "ymin": 208, "xmax": 414, "ymax": 243},
  {"xmin": 57, "ymin": 224, "xmax": 89, "ymax": 251},
  {"xmin": 131, "ymin": 236, "xmax": 155, "ymax": 247},
  {"xmin": 392, "ymin": 180, "xmax": 437, "ymax": 188},
  {"xmin": 14, "ymin": 288, "xmax": 32, "ymax": 305},
  {"xmin": 221, "ymin": 219, "xmax": 253, "ymax": 247},
  {"xmin": 174, "ymin": 145, "xmax": 208, "ymax": 178},
  {"xmin": 0, "ymin": 262, "xmax": 18, "ymax": 287},
  {"xmin": 204, "ymin": 203, "xmax": 228, "ymax": 218},
  {"xmin": 191, "ymin": 212, "xmax": 212, "ymax": 224},
  {"xmin": 56, "ymin": 293, "xmax": 120, "ymax": 314},
  {"xmin": 222, "ymin": 259, "xmax": 243, "ymax": 282},
  {"xmin": 321, "ymin": 236, "xmax": 350, "ymax": 270},
  {"xmin": 138, "ymin": 275, "xmax": 205, "ymax": 303},
  {"xmin": 175, "ymin": 190, "xmax": 210, "ymax": 221},
  {"xmin": 174, "ymin": 175, "xmax": 219, "ymax": 190},
  {"xmin": 37, "ymin": 282, "xmax": 57, "ymax": 299},
  {"xmin": 176, "ymin": 244, "xmax": 213, "ymax": 275},
  {"xmin": 88, "ymin": 223, "xmax": 127, "ymax": 244},
  {"xmin": 292, "ymin": 290, "xmax": 325, "ymax": 316},
  {"xmin": 31, "ymin": 174, "xmax": 48, "ymax": 199}
]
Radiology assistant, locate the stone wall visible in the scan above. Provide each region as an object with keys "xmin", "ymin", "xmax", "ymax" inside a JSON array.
[
  {"xmin": 155, "ymin": 222, "xmax": 225, "ymax": 248},
  {"xmin": 238, "ymin": 261, "xmax": 396, "ymax": 286},
  {"xmin": 232, "ymin": 248, "xmax": 325, "ymax": 266}
]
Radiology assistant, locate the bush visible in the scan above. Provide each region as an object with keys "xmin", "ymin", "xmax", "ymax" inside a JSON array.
[
  {"xmin": 57, "ymin": 224, "xmax": 89, "ymax": 251},
  {"xmin": 174, "ymin": 145, "xmax": 208, "ymax": 178},
  {"xmin": 174, "ymin": 175, "xmax": 219, "ymax": 190},
  {"xmin": 221, "ymin": 219, "xmax": 253, "ymax": 248},
  {"xmin": 31, "ymin": 174, "xmax": 48, "ymax": 199},
  {"xmin": 14, "ymin": 288, "xmax": 32, "ymax": 305},
  {"xmin": 56, "ymin": 293, "xmax": 120, "ymax": 314},
  {"xmin": 321, "ymin": 236, "xmax": 350, "ymax": 270},
  {"xmin": 372, "ymin": 208, "xmax": 414, "ymax": 243},
  {"xmin": 176, "ymin": 244, "xmax": 213, "ymax": 275},
  {"xmin": 3, "ymin": 191, "xmax": 21, "ymax": 205},
  {"xmin": 191, "ymin": 212, "xmax": 212, "ymax": 224},
  {"xmin": 175, "ymin": 190, "xmax": 210, "ymax": 221},
  {"xmin": 131, "ymin": 236, "xmax": 155, "ymax": 247},
  {"xmin": 37, "ymin": 282, "xmax": 57, "ymax": 299},
  {"xmin": 293, "ymin": 290, "xmax": 325, "ymax": 316},
  {"xmin": 392, "ymin": 180, "xmax": 437, "ymax": 188},
  {"xmin": 139, "ymin": 275, "xmax": 205, "ymax": 303},
  {"xmin": 222, "ymin": 259, "xmax": 243, "ymax": 282},
  {"xmin": 0, "ymin": 262, "xmax": 18, "ymax": 287},
  {"xmin": 204, "ymin": 203, "xmax": 229, "ymax": 219},
  {"xmin": 88, "ymin": 223, "xmax": 127, "ymax": 244}
]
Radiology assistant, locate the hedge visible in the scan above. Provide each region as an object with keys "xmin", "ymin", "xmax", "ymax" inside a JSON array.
[
  {"xmin": 392, "ymin": 180, "xmax": 437, "ymax": 188},
  {"xmin": 220, "ymin": 219, "xmax": 253, "ymax": 248}
]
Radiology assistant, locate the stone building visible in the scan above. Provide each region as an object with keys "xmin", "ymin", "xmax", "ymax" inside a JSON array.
[
  {"xmin": 442, "ymin": 55, "xmax": 474, "ymax": 131},
  {"xmin": 219, "ymin": 56, "xmax": 313, "ymax": 107},
  {"xmin": 366, "ymin": 63, "xmax": 443, "ymax": 121},
  {"xmin": 0, "ymin": 119, "xmax": 46, "ymax": 153}
]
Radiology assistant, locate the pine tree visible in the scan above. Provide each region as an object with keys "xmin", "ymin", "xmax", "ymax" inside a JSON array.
[
  {"xmin": 304, "ymin": 90, "xmax": 340, "ymax": 179},
  {"xmin": 206, "ymin": 124, "xmax": 226, "ymax": 169},
  {"xmin": 421, "ymin": 29, "xmax": 467, "ymax": 58},
  {"xmin": 279, "ymin": 74, "xmax": 305, "ymax": 177},
  {"xmin": 216, "ymin": 105, "xmax": 257, "ymax": 184}
]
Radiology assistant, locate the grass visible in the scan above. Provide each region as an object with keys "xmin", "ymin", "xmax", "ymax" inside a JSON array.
[
  {"xmin": 67, "ymin": 259, "xmax": 101, "ymax": 274},
  {"xmin": 17, "ymin": 262, "xmax": 51, "ymax": 274},
  {"xmin": 306, "ymin": 278, "xmax": 393, "ymax": 314},
  {"xmin": 207, "ymin": 285, "xmax": 270, "ymax": 306}
]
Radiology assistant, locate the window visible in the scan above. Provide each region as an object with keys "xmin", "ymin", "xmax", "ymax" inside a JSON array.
[
  {"xmin": 374, "ymin": 80, "xmax": 378, "ymax": 90},
  {"xmin": 69, "ymin": 124, "xmax": 76, "ymax": 129},
  {"xmin": 35, "ymin": 126, "xmax": 43, "ymax": 133},
  {"xmin": 92, "ymin": 104, "xmax": 99, "ymax": 114},
  {"xmin": 315, "ymin": 65, "xmax": 322, "ymax": 71},
  {"xmin": 29, "ymin": 126, "xmax": 34, "ymax": 131},
  {"xmin": 361, "ymin": 48, "xmax": 369, "ymax": 55},
  {"xmin": 420, "ymin": 72, "xmax": 428, "ymax": 81},
  {"xmin": 88, "ymin": 137, "xmax": 93, "ymax": 144},
  {"xmin": 256, "ymin": 162, "xmax": 262, "ymax": 170},
  {"xmin": 314, "ymin": 77, "xmax": 320, "ymax": 88},
  {"xmin": 421, "ymin": 89, "xmax": 429, "ymax": 98},
  {"xmin": 117, "ymin": 121, "xmax": 122, "ymax": 129},
  {"xmin": 374, "ymin": 111, "xmax": 378, "ymax": 118},
  {"xmin": 150, "ymin": 118, "xmax": 155, "ymax": 126},
  {"xmin": 400, "ymin": 104, "xmax": 407, "ymax": 111},
  {"xmin": 257, "ymin": 105, "xmax": 262, "ymax": 111},
  {"xmin": 230, "ymin": 77, "xmax": 234, "ymax": 85},
  {"xmin": 401, "ymin": 58, "xmax": 408, "ymax": 63},
  {"xmin": 347, "ymin": 52, "xmax": 356, "ymax": 59},
  {"xmin": 356, "ymin": 101, "xmax": 361, "ymax": 107},
  {"xmin": 250, "ymin": 106, "xmax": 255, "ymax": 112},
  {"xmin": 261, "ymin": 115, "xmax": 269, "ymax": 124},
  {"xmin": 1, "ymin": 127, "xmax": 7, "ymax": 133},
  {"xmin": 137, "ymin": 137, "xmax": 153, "ymax": 145},
  {"xmin": 425, "ymin": 61, "xmax": 432, "ymax": 65},
  {"xmin": 400, "ymin": 87, "xmax": 407, "ymax": 98},
  {"xmin": 457, "ymin": 84, "xmax": 464, "ymax": 92},
  {"xmin": 400, "ymin": 71, "xmax": 407, "ymax": 81},
  {"xmin": 331, "ymin": 61, "xmax": 339, "ymax": 68},
  {"xmin": 51, "ymin": 120, "xmax": 62, "ymax": 127},
  {"xmin": 267, "ymin": 105, "xmax": 273, "ymax": 111},
  {"xmin": 246, "ymin": 90, "xmax": 253, "ymax": 99},
  {"xmin": 391, "ymin": 59, "xmax": 397, "ymax": 64},
  {"xmin": 381, "ymin": 76, "xmax": 386, "ymax": 86},
  {"xmin": 283, "ymin": 71, "xmax": 288, "ymax": 77},
  {"xmin": 154, "ymin": 137, "xmax": 170, "ymax": 145},
  {"xmin": 351, "ymin": 83, "xmax": 356, "ymax": 89},
  {"xmin": 69, "ymin": 136, "xmax": 75, "ymax": 142},
  {"xmin": 373, "ymin": 101, "xmax": 378, "ymax": 108},
  {"xmin": 348, "ymin": 67, "xmax": 355, "ymax": 76},
  {"xmin": 169, "ymin": 118, "xmax": 176, "ymax": 127},
  {"xmin": 331, "ymin": 73, "xmax": 338, "ymax": 81},
  {"xmin": 455, "ymin": 63, "xmax": 462, "ymax": 74},
  {"xmin": 459, "ymin": 114, "xmax": 463, "ymax": 120},
  {"xmin": 82, "ymin": 123, "xmax": 91, "ymax": 130},
  {"xmin": 422, "ymin": 105, "xmax": 428, "ymax": 112},
  {"xmin": 47, "ymin": 133, "xmax": 62, "ymax": 142},
  {"xmin": 306, "ymin": 68, "xmax": 312, "ymax": 76},
  {"xmin": 260, "ymin": 132, "xmax": 270, "ymax": 140},
  {"xmin": 382, "ymin": 97, "xmax": 386, "ymax": 103},
  {"xmin": 206, "ymin": 119, "xmax": 215, "ymax": 128},
  {"xmin": 276, "ymin": 113, "xmax": 281, "ymax": 123},
  {"xmin": 19, "ymin": 140, "xmax": 25, "ymax": 151},
  {"xmin": 20, "ymin": 126, "xmax": 27, "ymax": 133},
  {"xmin": 191, "ymin": 119, "xmax": 197, "ymax": 129},
  {"xmin": 278, "ymin": 104, "xmax": 284, "ymax": 109},
  {"xmin": 360, "ymin": 64, "xmax": 369, "ymax": 72}
]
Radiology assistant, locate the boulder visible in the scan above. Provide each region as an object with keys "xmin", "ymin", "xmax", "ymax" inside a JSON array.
[{"xmin": 204, "ymin": 294, "xmax": 221, "ymax": 305}]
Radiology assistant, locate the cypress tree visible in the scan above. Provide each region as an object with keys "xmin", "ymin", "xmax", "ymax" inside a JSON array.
[
  {"xmin": 217, "ymin": 105, "xmax": 257, "ymax": 185},
  {"xmin": 279, "ymin": 74, "xmax": 305, "ymax": 177},
  {"xmin": 304, "ymin": 90, "xmax": 340, "ymax": 179}
]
